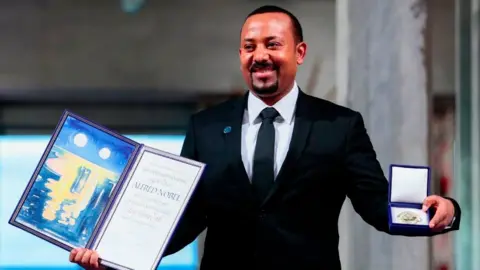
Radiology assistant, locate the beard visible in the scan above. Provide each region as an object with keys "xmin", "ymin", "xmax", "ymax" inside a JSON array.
[
  {"xmin": 249, "ymin": 61, "xmax": 279, "ymax": 95},
  {"xmin": 251, "ymin": 77, "xmax": 279, "ymax": 95}
]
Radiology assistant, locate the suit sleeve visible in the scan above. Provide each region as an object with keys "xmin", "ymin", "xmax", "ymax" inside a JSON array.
[
  {"xmin": 344, "ymin": 111, "xmax": 461, "ymax": 236},
  {"xmin": 163, "ymin": 115, "xmax": 208, "ymax": 255}
]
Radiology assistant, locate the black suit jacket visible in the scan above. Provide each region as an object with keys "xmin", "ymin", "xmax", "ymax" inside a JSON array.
[{"xmin": 164, "ymin": 90, "xmax": 461, "ymax": 270}]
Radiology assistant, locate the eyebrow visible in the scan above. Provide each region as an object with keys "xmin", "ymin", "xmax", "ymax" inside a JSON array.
[{"xmin": 243, "ymin": 36, "xmax": 279, "ymax": 42}]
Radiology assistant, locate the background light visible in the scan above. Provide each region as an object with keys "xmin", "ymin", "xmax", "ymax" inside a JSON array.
[{"xmin": 0, "ymin": 134, "xmax": 198, "ymax": 270}]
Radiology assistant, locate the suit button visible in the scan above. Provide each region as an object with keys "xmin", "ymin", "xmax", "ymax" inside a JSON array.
[{"xmin": 259, "ymin": 209, "xmax": 266, "ymax": 218}]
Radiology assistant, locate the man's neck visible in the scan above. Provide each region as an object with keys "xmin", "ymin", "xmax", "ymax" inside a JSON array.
[{"xmin": 257, "ymin": 82, "xmax": 295, "ymax": 106}]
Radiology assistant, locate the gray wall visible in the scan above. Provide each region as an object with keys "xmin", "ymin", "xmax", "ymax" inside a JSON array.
[
  {"xmin": 0, "ymin": 0, "xmax": 455, "ymax": 101},
  {"xmin": 0, "ymin": 0, "xmax": 336, "ymax": 101}
]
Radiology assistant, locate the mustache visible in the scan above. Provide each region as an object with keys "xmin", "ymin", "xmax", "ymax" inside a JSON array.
[{"xmin": 249, "ymin": 62, "xmax": 277, "ymax": 72}]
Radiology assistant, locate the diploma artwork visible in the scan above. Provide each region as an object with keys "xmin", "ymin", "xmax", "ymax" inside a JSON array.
[{"xmin": 8, "ymin": 111, "xmax": 206, "ymax": 270}]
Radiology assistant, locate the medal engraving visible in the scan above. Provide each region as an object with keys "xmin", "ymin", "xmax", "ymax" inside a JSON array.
[{"xmin": 397, "ymin": 211, "xmax": 422, "ymax": 224}]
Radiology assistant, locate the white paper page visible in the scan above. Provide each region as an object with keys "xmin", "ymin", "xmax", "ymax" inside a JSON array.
[{"xmin": 93, "ymin": 148, "xmax": 203, "ymax": 270}]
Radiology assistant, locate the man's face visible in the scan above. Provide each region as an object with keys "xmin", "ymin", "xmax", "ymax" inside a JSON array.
[{"xmin": 239, "ymin": 12, "xmax": 306, "ymax": 99}]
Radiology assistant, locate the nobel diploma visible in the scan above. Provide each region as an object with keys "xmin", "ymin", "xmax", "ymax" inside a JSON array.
[
  {"xmin": 92, "ymin": 148, "xmax": 204, "ymax": 270},
  {"xmin": 9, "ymin": 111, "xmax": 205, "ymax": 270}
]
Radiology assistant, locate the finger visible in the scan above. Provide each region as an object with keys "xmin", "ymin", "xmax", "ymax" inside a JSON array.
[
  {"xmin": 434, "ymin": 215, "xmax": 450, "ymax": 229},
  {"xmin": 90, "ymin": 251, "xmax": 100, "ymax": 268},
  {"xmin": 429, "ymin": 207, "xmax": 447, "ymax": 228},
  {"xmin": 81, "ymin": 250, "xmax": 93, "ymax": 265},
  {"xmin": 422, "ymin": 196, "xmax": 438, "ymax": 212},
  {"xmin": 431, "ymin": 218, "xmax": 449, "ymax": 232},
  {"xmin": 74, "ymin": 248, "xmax": 87, "ymax": 263},
  {"xmin": 69, "ymin": 248, "xmax": 79, "ymax": 262},
  {"xmin": 429, "ymin": 214, "xmax": 441, "ymax": 228}
]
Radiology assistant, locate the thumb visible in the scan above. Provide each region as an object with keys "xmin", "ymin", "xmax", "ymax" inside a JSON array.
[
  {"xmin": 429, "ymin": 204, "xmax": 446, "ymax": 228},
  {"xmin": 422, "ymin": 196, "xmax": 437, "ymax": 212}
]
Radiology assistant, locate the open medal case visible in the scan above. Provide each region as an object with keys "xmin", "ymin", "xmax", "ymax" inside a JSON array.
[{"xmin": 388, "ymin": 164, "xmax": 432, "ymax": 233}]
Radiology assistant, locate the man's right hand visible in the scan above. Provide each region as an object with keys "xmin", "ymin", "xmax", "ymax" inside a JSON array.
[{"xmin": 69, "ymin": 248, "xmax": 106, "ymax": 270}]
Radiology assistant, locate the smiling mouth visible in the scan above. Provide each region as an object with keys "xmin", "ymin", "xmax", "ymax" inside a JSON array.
[
  {"xmin": 253, "ymin": 68, "xmax": 274, "ymax": 73},
  {"xmin": 252, "ymin": 69, "xmax": 275, "ymax": 79},
  {"xmin": 252, "ymin": 66, "xmax": 276, "ymax": 76}
]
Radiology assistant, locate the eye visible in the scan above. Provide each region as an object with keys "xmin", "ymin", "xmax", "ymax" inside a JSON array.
[
  {"xmin": 244, "ymin": 44, "xmax": 255, "ymax": 51},
  {"xmin": 267, "ymin": 42, "xmax": 280, "ymax": 48}
]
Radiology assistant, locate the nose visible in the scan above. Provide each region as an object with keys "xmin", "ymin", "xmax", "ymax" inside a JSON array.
[{"xmin": 253, "ymin": 46, "xmax": 270, "ymax": 62}]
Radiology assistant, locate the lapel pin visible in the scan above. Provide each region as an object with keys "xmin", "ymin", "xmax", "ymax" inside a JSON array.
[{"xmin": 223, "ymin": 126, "xmax": 232, "ymax": 134}]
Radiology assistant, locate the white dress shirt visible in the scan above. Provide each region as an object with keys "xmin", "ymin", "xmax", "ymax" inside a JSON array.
[{"xmin": 241, "ymin": 82, "xmax": 299, "ymax": 181}]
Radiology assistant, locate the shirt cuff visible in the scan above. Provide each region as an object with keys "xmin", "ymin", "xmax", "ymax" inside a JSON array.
[{"xmin": 445, "ymin": 216, "xmax": 456, "ymax": 229}]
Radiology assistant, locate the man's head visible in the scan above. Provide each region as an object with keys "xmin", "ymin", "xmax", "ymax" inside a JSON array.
[{"xmin": 239, "ymin": 5, "xmax": 307, "ymax": 103}]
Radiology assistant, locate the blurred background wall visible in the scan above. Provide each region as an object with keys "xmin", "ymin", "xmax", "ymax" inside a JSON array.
[
  {"xmin": 0, "ymin": 0, "xmax": 334, "ymax": 103},
  {"xmin": 0, "ymin": 0, "xmax": 475, "ymax": 269}
]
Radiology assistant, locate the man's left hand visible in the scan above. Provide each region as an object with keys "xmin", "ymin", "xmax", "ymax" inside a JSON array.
[{"xmin": 422, "ymin": 195, "xmax": 455, "ymax": 231}]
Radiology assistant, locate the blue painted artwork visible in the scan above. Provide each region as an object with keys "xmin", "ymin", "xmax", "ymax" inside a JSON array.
[{"xmin": 15, "ymin": 116, "xmax": 137, "ymax": 248}]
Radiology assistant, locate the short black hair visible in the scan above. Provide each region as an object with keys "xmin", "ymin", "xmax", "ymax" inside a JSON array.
[{"xmin": 244, "ymin": 5, "xmax": 304, "ymax": 43}]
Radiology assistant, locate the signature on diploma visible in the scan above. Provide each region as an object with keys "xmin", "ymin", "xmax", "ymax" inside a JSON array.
[{"xmin": 133, "ymin": 182, "xmax": 181, "ymax": 202}]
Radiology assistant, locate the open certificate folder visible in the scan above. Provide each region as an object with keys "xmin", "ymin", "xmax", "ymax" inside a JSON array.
[{"xmin": 8, "ymin": 110, "xmax": 206, "ymax": 270}]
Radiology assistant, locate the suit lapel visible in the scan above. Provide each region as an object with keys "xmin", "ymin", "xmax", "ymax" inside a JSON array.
[
  {"xmin": 223, "ymin": 92, "xmax": 251, "ymax": 188},
  {"xmin": 261, "ymin": 90, "xmax": 313, "ymax": 206},
  {"xmin": 221, "ymin": 90, "xmax": 313, "ymax": 206}
]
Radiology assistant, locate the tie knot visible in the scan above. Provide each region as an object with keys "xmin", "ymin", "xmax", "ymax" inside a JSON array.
[{"xmin": 260, "ymin": 107, "xmax": 279, "ymax": 121}]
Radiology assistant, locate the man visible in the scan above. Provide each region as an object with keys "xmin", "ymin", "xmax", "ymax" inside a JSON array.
[{"xmin": 70, "ymin": 5, "xmax": 461, "ymax": 270}]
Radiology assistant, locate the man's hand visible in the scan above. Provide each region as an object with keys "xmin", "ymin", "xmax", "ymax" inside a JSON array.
[
  {"xmin": 422, "ymin": 195, "xmax": 455, "ymax": 231},
  {"xmin": 69, "ymin": 248, "xmax": 105, "ymax": 270}
]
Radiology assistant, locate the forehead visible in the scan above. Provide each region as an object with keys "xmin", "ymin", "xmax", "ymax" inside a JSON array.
[{"xmin": 241, "ymin": 12, "xmax": 293, "ymax": 40}]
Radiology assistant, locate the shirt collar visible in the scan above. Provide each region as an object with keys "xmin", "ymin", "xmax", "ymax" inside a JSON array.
[{"xmin": 246, "ymin": 81, "xmax": 299, "ymax": 125}]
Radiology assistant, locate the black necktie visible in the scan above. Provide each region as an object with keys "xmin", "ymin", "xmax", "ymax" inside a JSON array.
[{"xmin": 252, "ymin": 107, "xmax": 279, "ymax": 202}]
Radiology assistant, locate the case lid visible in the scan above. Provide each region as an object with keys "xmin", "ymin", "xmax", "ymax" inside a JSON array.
[{"xmin": 389, "ymin": 164, "xmax": 430, "ymax": 204}]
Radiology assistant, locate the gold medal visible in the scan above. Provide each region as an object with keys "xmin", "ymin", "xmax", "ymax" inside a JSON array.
[{"xmin": 397, "ymin": 210, "xmax": 422, "ymax": 224}]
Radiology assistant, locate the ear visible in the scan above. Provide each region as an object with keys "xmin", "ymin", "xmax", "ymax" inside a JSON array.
[
  {"xmin": 239, "ymin": 48, "xmax": 243, "ymax": 70},
  {"xmin": 295, "ymin": 42, "xmax": 307, "ymax": 65}
]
